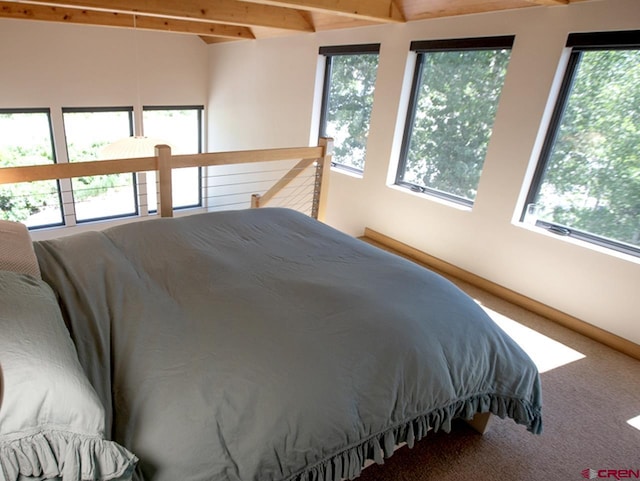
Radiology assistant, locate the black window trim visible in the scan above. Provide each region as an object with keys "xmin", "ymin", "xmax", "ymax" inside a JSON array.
[
  {"xmin": 318, "ymin": 43, "xmax": 380, "ymax": 56},
  {"xmin": 566, "ymin": 29, "xmax": 640, "ymax": 49},
  {"xmin": 395, "ymin": 36, "xmax": 515, "ymax": 207},
  {"xmin": 142, "ymin": 104, "xmax": 205, "ymax": 211},
  {"xmin": 410, "ymin": 35, "xmax": 515, "ymax": 53},
  {"xmin": 318, "ymin": 43, "xmax": 380, "ymax": 175},
  {"xmin": 522, "ymin": 29, "xmax": 640, "ymax": 258},
  {"xmin": 0, "ymin": 107, "xmax": 65, "ymax": 229}
]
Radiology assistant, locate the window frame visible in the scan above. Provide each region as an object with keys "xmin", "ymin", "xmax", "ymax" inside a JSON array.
[
  {"xmin": 395, "ymin": 36, "xmax": 515, "ymax": 207},
  {"xmin": 0, "ymin": 107, "xmax": 64, "ymax": 229},
  {"xmin": 522, "ymin": 30, "xmax": 640, "ymax": 257},
  {"xmin": 62, "ymin": 106, "xmax": 139, "ymax": 223},
  {"xmin": 318, "ymin": 43, "xmax": 380, "ymax": 175},
  {"xmin": 142, "ymin": 104, "xmax": 205, "ymax": 210}
]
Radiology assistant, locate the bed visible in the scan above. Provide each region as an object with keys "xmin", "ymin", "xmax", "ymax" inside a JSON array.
[{"xmin": 0, "ymin": 142, "xmax": 542, "ymax": 481}]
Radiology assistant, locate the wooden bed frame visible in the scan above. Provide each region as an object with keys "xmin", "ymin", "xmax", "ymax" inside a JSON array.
[{"xmin": 0, "ymin": 137, "xmax": 334, "ymax": 225}]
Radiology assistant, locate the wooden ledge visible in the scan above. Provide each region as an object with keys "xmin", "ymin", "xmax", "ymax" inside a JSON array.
[{"xmin": 362, "ymin": 227, "xmax": 640, "ymax": 362}]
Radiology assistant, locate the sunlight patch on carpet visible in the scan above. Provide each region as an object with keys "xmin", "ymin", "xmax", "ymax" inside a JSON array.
[
  {"xmin": 627, "ymin": 415, "xmax": 640, "ymax": 431},
  {"xmin": 478, "ymin": 304, "xmax": 586, "ymax": 373}
]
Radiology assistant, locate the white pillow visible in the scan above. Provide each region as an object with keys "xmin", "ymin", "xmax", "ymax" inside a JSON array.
[
  {"xmin": 0, "ymin": 271, "xmax": 137, "ymax": 481},
  {"xmin": 0, "ymin": 220, "xmax": 41, "ymax": 279}
]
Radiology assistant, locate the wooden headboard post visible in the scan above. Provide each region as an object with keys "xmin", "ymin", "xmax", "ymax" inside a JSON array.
[{"xmin": 156, "ymin": 144, "xmax": 173, "ymax": 218}]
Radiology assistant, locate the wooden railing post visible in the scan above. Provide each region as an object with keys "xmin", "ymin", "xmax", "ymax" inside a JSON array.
[
  {"xmin": 156, "ymin": 144, "xmax": 173, "ymax": 218},
  {"xmin": 314, "ymin": 137, "xmax": 333, "ymax": 221}
]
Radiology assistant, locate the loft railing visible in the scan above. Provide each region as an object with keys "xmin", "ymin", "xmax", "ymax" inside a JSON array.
[{"xmin": 0, "ymin": 138, "xmax": 333, "ymax": 223}]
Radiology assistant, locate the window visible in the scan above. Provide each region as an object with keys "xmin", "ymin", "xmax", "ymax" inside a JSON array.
[
  {"xmin": 1, "ymin": 105, "xmax": 204, "ymax": 228},
  {"xmin": 319, "ymin": 44, "xmax": 380, "ymax": 174},
  {"xmin": 524, "ymin": 31, "xmax": 640, "ymax": 257},
  {"xmin": 396, "ymin": 37, "xmax": 514, "ymax": 206},
  {"xmin": 62, "ymin": 107, "xmax": 137, "ymax": 222},
  {"xmin": 0, "ymin": 109, "xmax": 63, "ymax": 228},
  {"xmin": 143, "ymin": 105, "xmax": 203, "ymax": 211}
]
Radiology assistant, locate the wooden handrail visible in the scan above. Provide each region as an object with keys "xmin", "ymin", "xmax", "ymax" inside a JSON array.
[
  {"xmin": 170, "ymin": 146, "xmax": 324, "ymax": 169},
  {"xmin": 0, "ymin": 138, "xmax": 334, "ymax": 221},
  {"xmin": 0, "ymin": 157, "xmax": 156, "ymax": 184}
]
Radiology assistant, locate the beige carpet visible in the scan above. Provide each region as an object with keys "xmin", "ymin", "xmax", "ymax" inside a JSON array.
[{"xmin": 357, "ymin": 276, "xmax": 640, "ymax": 481}]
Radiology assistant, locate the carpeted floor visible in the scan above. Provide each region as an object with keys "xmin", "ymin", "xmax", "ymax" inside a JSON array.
[{"xmin": 356, "ymin": 275, "xmax": 640, "ymax": 481}]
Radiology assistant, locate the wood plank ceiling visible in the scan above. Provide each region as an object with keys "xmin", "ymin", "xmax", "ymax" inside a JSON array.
[{"xmin": 0, "ymin": 0, "xmax": 591, "ymax": 43}]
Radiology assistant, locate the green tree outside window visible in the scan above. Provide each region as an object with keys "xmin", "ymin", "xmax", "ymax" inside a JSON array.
[
  {"xmin": 398, "ymin": 42, "xmax": 512, "ymax": 204},
  {"xmin": 320, "ymin": 46, "xmax": 379, "ymax": 173},
  {"xmin": 532, "ymin": 49, "xmax": 640, "ymax": 250}
]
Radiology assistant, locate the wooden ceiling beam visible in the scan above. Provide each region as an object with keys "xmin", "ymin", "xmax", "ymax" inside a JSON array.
[
  {"xmin": 239, "ymin": 0, "xmax": 405, "ymax": 23},
  {"xmin": 139, "ymin": 16, "xmax": 254, "ymax": 39},
  {"xmin": 9, "ymin": 0, "xmax": 314, "ymax": 31},
  {"xmin": 199, "ymin": 35, "xmax": 242, "ymax": 44},
  {"xmin": 0, "ymin": 1, "xmax": 255, "ymax": 38},
  {"xmin": 525, "ymin": 0, "xmax": 570, "ymax": 5}
]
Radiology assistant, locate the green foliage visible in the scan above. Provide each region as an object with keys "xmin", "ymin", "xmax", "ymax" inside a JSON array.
[
  {"xmin": 0, "ymin": 181, "xmax": 59, "ymax": 223},
  {"xmin": 0, "ymin": 136, "xmax": 125, "ymax": 224},
  {"xmin": 0, "ymin": 145, "xmax": 58, "ymax": 224},
  {"xmin": 67, "ymin": 140, "xmax": 131, "ymax": 202},
  {"xmin": 324, "ymin": 54, "xmax": 379, "ymax": 171},
  {"xmin": 537, "ymin": 50, "xmax": 640, "ymax": 247},
  {"xmin": 401, "ymin": 49, "xmax": 511, "ymax": 201}
]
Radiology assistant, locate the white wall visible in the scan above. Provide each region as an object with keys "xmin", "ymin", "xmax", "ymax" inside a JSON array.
[
  {"xmin": 0, "ymin": 18, "xmax": 209, "ymax": 153},
  {"xmin": 207, "ymin": 0, "xmax": 640, "ymax": 345}
]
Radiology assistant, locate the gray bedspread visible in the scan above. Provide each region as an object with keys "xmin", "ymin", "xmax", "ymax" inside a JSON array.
[{"xmin": 34, "ymin": 208, "xmax": 542, "ymax": 481}]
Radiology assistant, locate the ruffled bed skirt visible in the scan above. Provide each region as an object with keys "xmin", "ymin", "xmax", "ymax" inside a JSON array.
[
  {"xmin": 289, "ymin": 393, "xmax": 543, "ymax": 481},
  {"xmin": 0, "ymin": 430, "xmax": 137, "ymax": 481}
]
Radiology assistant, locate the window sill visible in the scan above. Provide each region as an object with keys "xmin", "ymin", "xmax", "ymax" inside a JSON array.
[
  {"xmin": 29, "ymin": 206, "xmax": 208, "ymax": 242},
  {"xmin": 389, "ymin": 183, "xmax": 473, "ymax": 212},
  {"xmin": 516, "ymin": 221, "xmax": 640, "ymax": 265}
]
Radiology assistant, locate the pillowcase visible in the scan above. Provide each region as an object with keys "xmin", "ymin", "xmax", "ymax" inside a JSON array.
[
  {"xmin": 0, "ymin": 271, "xmax": 137, "ymax": 481},
  {"xmin": 0, "ymin": 220, "xmax": 41, "ymax": 279}
]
